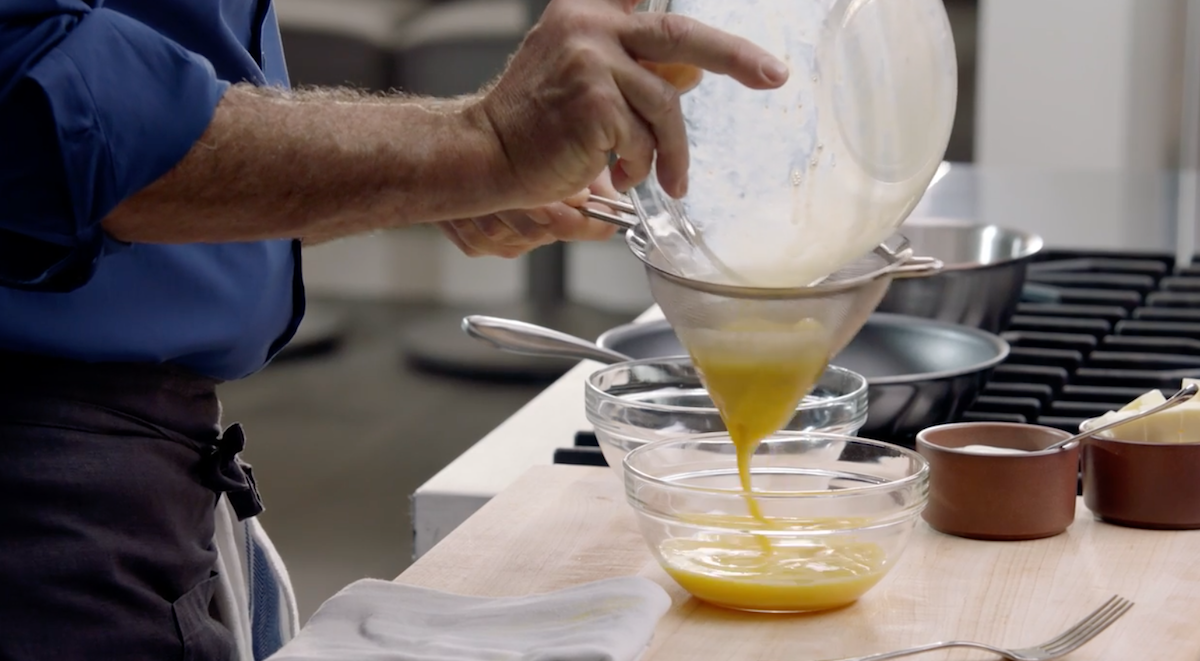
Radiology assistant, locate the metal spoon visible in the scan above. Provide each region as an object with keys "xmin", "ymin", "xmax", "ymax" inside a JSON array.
[
  {"xmin": 461, "ymin": 315, "xmax": 632, "ymax": 365},
  {"xmin": 1045, "ymin": 382, "xmax": 1200, "ymax": 451}
]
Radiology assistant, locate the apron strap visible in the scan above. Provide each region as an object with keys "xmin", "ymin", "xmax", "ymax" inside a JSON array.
[{"xmin": 200, "ymin": 423, "xmax": 265, "ymax": 521}]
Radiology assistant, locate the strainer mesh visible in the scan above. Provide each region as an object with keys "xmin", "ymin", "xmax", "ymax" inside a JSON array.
[{"xmin": 627, "ymin": 227, "xmax": 912, "ymax": 366}]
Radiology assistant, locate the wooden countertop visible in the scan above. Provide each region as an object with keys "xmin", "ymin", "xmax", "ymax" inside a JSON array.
[{"xmin": 397, "ymin": 464, "xmax": 1200, "ymax": 661}]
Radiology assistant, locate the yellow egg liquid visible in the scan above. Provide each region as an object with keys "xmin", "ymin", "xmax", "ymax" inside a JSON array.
[
  {"xmin": 685, "ymin": 318, "xmax": 832, "ymax": 521},
  {"xmin": 691, "ymin": 341, "xmax": 829, "ymax": 494},
  {"xmin": 667, "ymin": 319, "xmax": 884, "ymax": 612},
  {"xmin": 660, "ymin": 515, "xmax": 888, "ymax": 612}
]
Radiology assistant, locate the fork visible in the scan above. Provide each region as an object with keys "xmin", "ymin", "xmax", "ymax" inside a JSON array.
[{"xmin": 830, "ymin": 595, "xmax": 1133, "ymax": 661}]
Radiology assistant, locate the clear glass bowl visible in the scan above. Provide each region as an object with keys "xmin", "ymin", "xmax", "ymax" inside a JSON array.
[
  {"xmin": 623, "ymin": 433, "xmax": 929, "ymax": 613},
  {"xmin": 633, "ymin": 0, "xmax": 958, "ymax": 288},
  {"xmin": 585, "ymin": 359, "xmax": 868, "ymax": 480}
]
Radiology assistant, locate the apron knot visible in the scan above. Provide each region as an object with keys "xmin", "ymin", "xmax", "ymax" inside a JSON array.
[{"xmin": 200, "ymin": 422, "xmax": 264, "ymax": 521}]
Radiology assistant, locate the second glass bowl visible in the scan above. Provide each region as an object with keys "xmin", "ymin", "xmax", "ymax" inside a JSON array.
[
  {"xmin": 585, "ymin": 358, "xmax": 869, "ymax": 481},
  {"xmin": 623, "ymin": 433, "xmax": 930, "ymax": 613}
]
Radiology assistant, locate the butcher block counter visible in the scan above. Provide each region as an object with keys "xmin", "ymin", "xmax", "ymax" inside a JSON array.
[{"xmin": 397, "ymin": 464, "xmax": 1200, "ymax": 660}]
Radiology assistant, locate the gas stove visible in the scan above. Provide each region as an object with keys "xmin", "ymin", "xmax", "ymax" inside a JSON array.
[{"xmin": 553, "ymin": 248, "xmax": 1200, "ymax": 467}]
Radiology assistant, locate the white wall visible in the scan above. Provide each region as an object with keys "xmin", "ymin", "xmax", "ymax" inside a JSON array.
[
  {"xmin": 977, "ymin": 0, "xmax": 1186, "ymax": 169},
  {"xmin": 303, "ymin": 229, "xmax": 652, "ymax": 314},
  {"xmin": 301, "ymin": 226, "xmax": 529, "ymax": 306},
  {"xmin": 302, "ymin": 230, "xmax": 439, "ymax": 299},
  {"xmin": 974, "ymin": 0, "xmax": 1189, "ymax": 251}
]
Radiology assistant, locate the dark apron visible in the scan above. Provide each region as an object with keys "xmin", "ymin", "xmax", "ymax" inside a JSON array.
[{"xmin": 0, "ymin": 351, "xmax": 263, "ymax": 661}]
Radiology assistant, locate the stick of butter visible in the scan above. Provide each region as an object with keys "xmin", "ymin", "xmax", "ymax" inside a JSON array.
[{"xmin": 1086, "ymin": 378, "xmax": 1200, "ymax": 444}]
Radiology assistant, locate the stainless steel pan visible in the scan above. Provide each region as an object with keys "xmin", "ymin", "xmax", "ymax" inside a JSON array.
[
  {"xmin": 465, "ymin": 313, "xmax": 1010, "ymax": 443},
  {"xmin": 876, "ymin": 219, "xmax": 1044, "ymax": 333}
]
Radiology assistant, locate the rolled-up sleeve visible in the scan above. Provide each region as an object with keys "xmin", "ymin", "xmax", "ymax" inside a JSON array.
[{"xmin": 0, "ymin": 2, "xmax": 227, "ymax": 292}]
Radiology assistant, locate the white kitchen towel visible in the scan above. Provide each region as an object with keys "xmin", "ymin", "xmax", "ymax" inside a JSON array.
[
  {"xmin": 245, "ymin": 514, "xmax": 302, "ymax": 658},
  {"xmin": 212, "ymin": 494, "xmax": 302, "ymax": 661},
  {"xmin": 266, "ymin": 577, "xmax": 673, "ymax": 661},
  {"xmin": 213, "ymin": 495, "xmax": 255, "ymax": 661}
]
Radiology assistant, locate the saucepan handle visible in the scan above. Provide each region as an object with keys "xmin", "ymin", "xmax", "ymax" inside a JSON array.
[{"xmin": 461, "ymin": 315, "xmax": 632, "ymax": 365}]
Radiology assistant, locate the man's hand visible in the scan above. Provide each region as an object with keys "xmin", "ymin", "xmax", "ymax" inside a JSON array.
[
  {"xmin": 474, "ymin": 0, "xmax": 788, "ymax": 209},
  {"xmin": 438, "ymin": 169, "xmax": 621, "ymax": 258}
]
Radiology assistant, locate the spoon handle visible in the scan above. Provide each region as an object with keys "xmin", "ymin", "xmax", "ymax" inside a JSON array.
[{"xmin": 1047, "ymin": 382, "xmax": 1200, "ymax": 450}]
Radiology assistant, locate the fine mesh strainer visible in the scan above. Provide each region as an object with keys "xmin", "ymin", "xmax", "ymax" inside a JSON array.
[{"xmin": 624, "ymin": 223, "xmax": 943, "ymax": 366}]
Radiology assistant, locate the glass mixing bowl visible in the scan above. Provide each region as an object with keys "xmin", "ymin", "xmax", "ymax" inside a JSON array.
[
  {"xmin": 632, "ymin": 0, "xmax": 958, "ymax": 288},
  {"xmin": 623, "ymin": 433, "xmax": 929, "ymax": 613},
  {"xmin": 585, "ymin": 359, "xmax": 868, "ymax": 481}
]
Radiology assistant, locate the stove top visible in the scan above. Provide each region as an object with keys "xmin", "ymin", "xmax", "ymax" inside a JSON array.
[{"xmin": 553, "ymin": 248, "xmax": 1200, "ymax": 468}]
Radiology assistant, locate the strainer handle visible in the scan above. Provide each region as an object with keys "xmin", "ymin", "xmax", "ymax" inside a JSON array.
[
  {"xmin": 579, "ymin": 206, "xmax": 637, "ymax": 230},
  {"xmin": 892, "ymin": 256, "xmax": 944, "ymax": 279},
  {"xmin": 580, "ymin": 194, "xmax": 639, "ymax": 231}
]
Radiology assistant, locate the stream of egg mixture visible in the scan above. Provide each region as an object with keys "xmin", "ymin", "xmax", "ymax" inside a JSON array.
[
  {"xmin": 684, "ymin": 318, "xmax": 832, "ymax": 518},
  {"xmin": 669, "ymin": 318, "xmax": 888, "ymax": 612}
]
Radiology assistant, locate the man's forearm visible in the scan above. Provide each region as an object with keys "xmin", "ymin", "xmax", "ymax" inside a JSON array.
[{"xmin": 102, "ymin": 84, "xmax": 518, "ymax": 244}]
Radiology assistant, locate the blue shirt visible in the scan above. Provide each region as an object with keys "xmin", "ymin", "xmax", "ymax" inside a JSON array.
[{"xmin": 0, "ymin": 0, "xmax": 303, "ymax": 381}]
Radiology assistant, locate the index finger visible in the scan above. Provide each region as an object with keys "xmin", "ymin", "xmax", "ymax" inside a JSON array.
[{"xmin": 620, "ymin": 13, "xmax": 789, "ymax": 89}]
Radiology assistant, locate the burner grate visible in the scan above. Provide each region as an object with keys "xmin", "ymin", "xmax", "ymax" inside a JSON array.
[{"xmin": 969, "ymin": 250, "xmax": 1196, "ymax": 432}]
